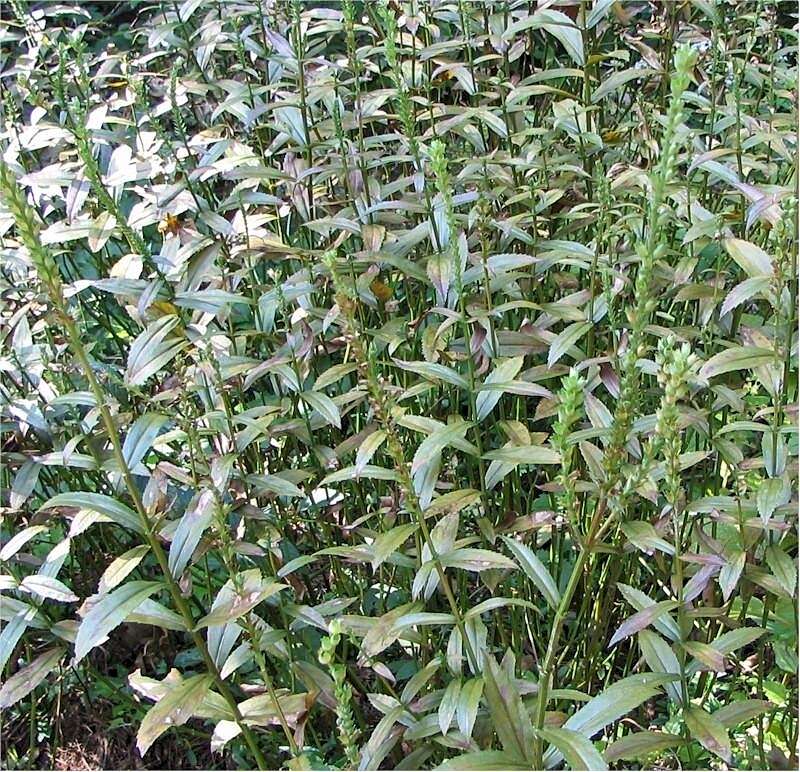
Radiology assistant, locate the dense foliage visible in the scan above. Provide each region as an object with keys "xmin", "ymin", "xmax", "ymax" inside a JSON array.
[{"xmin": 0, "ymin": 1, "xmax": 797, "ymax": 770}]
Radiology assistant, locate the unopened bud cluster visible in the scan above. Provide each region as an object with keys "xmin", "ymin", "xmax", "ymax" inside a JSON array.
[
  {"xmin": 655, "ymin": 337, "xmax": 700, "ymax": 507},
  {"xmin": 0, "ymin": 159, "xmax": 66, "ymax": 310},
  {"xmin": 318, "ymin": 620, "xmax": 360, "ymax": 767},
  {"xmin": 381, "ymin": 1, "xmax": 418, "ymax": 159},
  {"xmin": 552, "ymin": 369, "xmax": 586, "ymax": 521}
]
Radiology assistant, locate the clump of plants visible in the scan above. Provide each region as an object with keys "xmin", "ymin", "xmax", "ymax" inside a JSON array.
[{"xmin": 0, "ymin": 1, "xmax": 796, "ymax": 770}]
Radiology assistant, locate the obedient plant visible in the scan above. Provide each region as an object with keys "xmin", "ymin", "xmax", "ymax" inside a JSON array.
[{"xmin": 0, "ymin": 2, "xmax": 796, "ymax": 771}]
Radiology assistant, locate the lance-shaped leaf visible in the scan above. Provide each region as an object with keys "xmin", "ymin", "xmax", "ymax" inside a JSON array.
[
  {"xmin": 713, "ymin": 699, "xmax": 773, "ymax": 729},
  {"xmin": 0, "ymin": 525, "xmax": 47, "ymax": 561},
  {"xmin": 548, "ymin": 321, "xmax": 591, "ymax": 369},
  {"xmin": 723, "ymin": 237, "xmax": 773, "ymax": 277},
  {"xmin": 501, "ymin": 536, "xmax": 560, "ymax": 609},
  {"xmin": 637, "ymin": 631, "xmax": 683, "ymax": 704},
  {"xmin": 439, "ymin": 548, "xmax": 517, "ymax": 572},
  {"xmin": 476, "ymin": 357, "xmax": 524, "ymax": 421},
  {"xmin": 483, "ymin": 445, "xmax": 561, "ymax": 466},
  {"xmin": 39, "ymin": 492, "xmax": 144, "ymax": 535},
  {"xmin": 369, "ymin": 523, "xmax": 418, "ymax": 571},
  {"xmin": 19, "ymin": 575, "xmax": 78, "ymax": 603},
  {"xmin": 617, "ymin": 583, "xmax": 680, "ymax": 642},
  {"xmin": 197, "ymin": 577, "xmax": 288, "ymax": 628},
  {"xmin": 125, "ymin": 315, "xmax": 187, "ymax": 387},
  {"xmin": 411, "ymin": 420, "xmax": 472, "ymax": 476},
  {"xmin": 757, "ymin": 477, "xmax": 791, "ymax": 524},
  {"xmin": 301, "ymin": 390, "xmax": 341, "ymax": 429},
  {"xmin": 0, "ymin": 647, "xmax": 63, "ymax": 708},
  {"xmin": 393, "ymin": 359, "xmax": 470, "ymax": 390},
  {"xmin": 699, "ymin": 346, "xmax": 775, "ymax": 381},
  {"xmin": 75, "ymin": 581, "xmax": 162, "ymax": 662},
  {"xmin": 137, "ymin": 673, "xmax": 213, "ymax": 755},
  {"xmin": 604, "ymin": 731, "xmax": 684, "ymax": 762},
  {"xmin": 720, "ymin": 276, "xmax": 771, "ymax": 317},
  {"xmin": 684, "ymin": 705, "xmax": 732, "ymax": 763},
  {"xmin": 592, "ymin": 67, "xmax": 661, "ymax": 103},
  {"xmin": 122, "ymin": 412, "xmax": 170, "ymax": 468},
  {"xmin": 361, "ymin": 602, "xmax": 423, "ymax": 659},
  {"xmin": 439, "ymin": 678, "xmax": 461, "ymax": 736},
  {"xmin": 457, "ymin": 676, "xmax": 484, "ymax": 738},
  {"xmin": 765, "ymin": 545, "xmax": 797, "ymax": 596},
  {"xmin": 482, "ymin": 655, "xmax": 535, "ymax": 764},
  {"xmin": 543, "ymin": 673, "xmax": 678, "ymax": 768},
  {"xmin": 355, "ymin": 430, "xmax": 387, "ymax": 474},
  {"xmin": 99, "ymin": 545, "xmax": 150, "ymax": 593},
  {"xmin": 168, "ymin": 489, "xmax": 215, "ymax": 577},
  {"xmin": 537, "ymin": 727, "xmax": 607, "ymax": 771},
  {"xmin": 609, "ymin": 601, "xmax": 679, "ymax": 647},
  {"xmin": 504, "ymin": 9, "xmax": 585, "ymax": 66},
  {"xmin": 435, "ymin": 751, "xmax": 530, "ymax": 771}
]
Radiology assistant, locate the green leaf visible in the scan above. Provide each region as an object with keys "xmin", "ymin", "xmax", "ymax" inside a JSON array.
[
  {"xmin": 0, "ymin": 525, "xmax": 48, "ymax": 561},
  {"xmin": 723, "ymin": 237, "xmax": 773, "ymax": 277},
  {"xmin": 125, "ymin": 315, "xmax": 187, "ymax": 387},
  {"xmin": 501, "ymin": 536, "xmax": 560, "ymax": 609},
  {"xmin": 168, "ymin": 489, "xmax": 215, "ymax": 577},
  {"xmin": 411, "ymin": 420, "xmax": 473, "ymax": 475},
  {"xmin": 301, "ymin": 390, "xmax": 341, "ymax": 429},
  {"xmin": 122, "ymin": 413, "xmax": 170, "ymax": 468},
  {"xmin": 637, "ymin": 631, "xmax": 683, "ymax": 704},
  {"xmin": 757, "ymin": 477, "xmax": 791, "ymax": 524},
  {"xmin": 687, "ymin": 627, "xmax": 766, "ymax": 675},
  {"xmin": 424, "ymin": 488, "xmax": 482, "ymax": 517},
  {"xmin": 393, "ymin": 359, "xmax": 470, "ymax": 390},
  {"xmin": 548, "ymin": 321, "xmax": 591, "ymax": 369},
  {"xmin": 249, "ymin": 473, "xmax": 305, "ymax": 498},
  {"xmin": 482, "ymin": 656, "xmax": 535, "ymax": 764},
  {"xmin": 39, "ymin": 492, "xmax": 144, "ymax": 535},
  {"xmin": 196, "ymin": 578, "xmax": 288, "ymax": 629},
  {"xmin": 765, "ymin": 545, "xmax": 797, "ymax": 596},
  {"xmin": 505, "ymin": 10, "xmax": 585, "ymax": 66},
  {"xmin": 313, "ymin": 362, "xmax": 357, "ymax": 390},
  {"xmin": 592, "ymin": 67, "xmax": 661, "ymax": 103},
  {"xmin": 75, "ymin": 581, "xmax": 162, "ymax": 662},
  {"xmin": 482, "ymin": 445, "xmax": 561, "ymax": 465},
  {"xmin": 476, "ymin": 358, "xmax": 524, "ymax": 421},
  {"xmin": 98, "ymin": 545, "xmax": 150, "ymax": 593},
  {"xmin": 620, "ymin": 521, "xmax": 676, "ymax": 556},
  {"xmin": 439, "ymin": 548, "xmax": 517, "ymax": 572},
  {"xmin": 684, "ymin": 704, "xmax": 732, "ymax": 763},
  {"xmin": 586, "ymin": 0, "xmax": 617, "ymax": 28},
  {"xmin": 321, "ymin": 464, "xmax": 399, "ymax": 485},
  {"xmin": 127, "ymin": 599, "xmax": 186, "ymax": 631},
  {"xmin": 544, "ymin": 674, "xmax": 678, "ymax": 768},
  {"xmin": 0, "ymin": 647, "xmax": 63, "ymax": 708},
  {"xmin": 681, "ymin": 641, "xmax": 726, "ymax": 672},
  {"xmin": 604, "ymin": 730, "xmax": 684, "ymax": 762},
  {"xmin": 19, "ymin": 575, "xmax": 78, "ymax": 603},
  {"xmin": 712, "ymin": 699, "xmax": 773, "ymax": 729},
  {"xmin": 355, "ymin": 430, "xmax": 387, "ymax": 474},
  {"xmin": 174, "ymin": 289, "xmax": 252, "ymax": 313},
  {"xmin": 609, "ymin": 602, "xmax": 679, "ymax": 647},
  {"xmin": 699, "ymin": 346, "xmax": 775, "ymax": 381},
  {"xmin": 0, "ymin": 609, "xmax": 37, "ymax": 672},
  {"xmin": 136, "ymin": 673, "xmax": 213, "ymax": 756},
  {"xmin": 439, "ymin": 678, "xmax": 461, "ymax": 736},
  {"xmin": 720, "ymin": 276, "xmax": 771, "ymax": 317},
  {"xmin": 457, "ymin": 676, "xmax": 484, "ymax": 738},
  {"xmin": 537, "ymin": 727, "xmax": 607, "ymax": 771},
  {"xmin": 369, "ymin": 523, "xmax": 418, "ymax": 571},
  {"xmin": 435, "ymin": 751, "xmax": 530, "ymax": 770}
]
